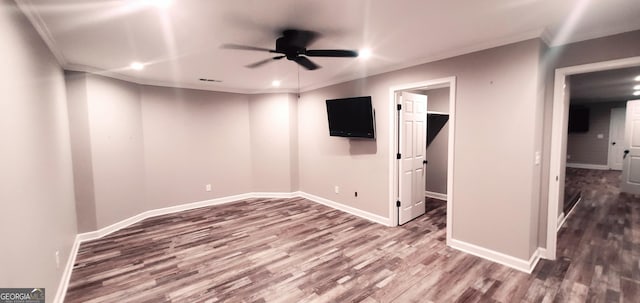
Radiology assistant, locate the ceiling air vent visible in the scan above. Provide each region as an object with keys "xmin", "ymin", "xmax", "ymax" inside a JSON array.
[{"xmin": 199, "ymin": 78, "xmax": 222, "ymax": 83}]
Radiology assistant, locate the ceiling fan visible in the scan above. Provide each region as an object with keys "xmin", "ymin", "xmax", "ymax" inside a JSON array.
[{"xmin": 223, "ymin": 29, "xmax": 358, "ymax": 70}]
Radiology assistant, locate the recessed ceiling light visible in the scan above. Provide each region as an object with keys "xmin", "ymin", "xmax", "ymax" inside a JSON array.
[
  {"xmin": 130, "ymin": 62, "xmax": 144, "ymax": 71},
  {"xmin": 358, "ymin": 48, "xmax": 372, "ymax": 59},
  {"xmin": 272, "ymin": 80, "xmax": 281, "ymax": 87},
  {"xmin": 634, "ymin": 91, "xmax": 640, "ymax": 96}
]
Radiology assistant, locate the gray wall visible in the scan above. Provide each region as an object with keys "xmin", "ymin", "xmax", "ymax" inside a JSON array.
[
  {"xmin": 66, "ymin": 71, "xmax": 97, "ymax": 232},
  {"xmin": 140, "ymin": 85, "xmax": 253, "ymax": 212},
  {"xmin": 298, "ymin": 39, "xmax": 545, "ymax": 260},
  {"xmin": 249, "ymin": 93, "xmax": 299, "ymax": 192},
  {"xmin": 0, "ymin": 1, "xmax": 78, "ymax": 301},
  {"xmin": 420, "ymin": 88, "xmax": 449, "ymax": 195},
  {"xmin": 66, "ymin": 74, "xmax": 299, "ymax": 230},
  {"xmin": 566, "ymin": 101, "xmax": 626, "ymax": 166}
]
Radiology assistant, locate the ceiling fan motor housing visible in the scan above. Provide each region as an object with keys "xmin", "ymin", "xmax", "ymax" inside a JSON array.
[{"xmin": 275, "ymin": 30, "xmax": 312, "ymax": 59}]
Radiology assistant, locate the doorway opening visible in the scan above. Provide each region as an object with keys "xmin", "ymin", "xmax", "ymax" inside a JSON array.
[
  {"xmin": 388, "ymin": 77, "xmax": 456, "ymax": 245},
  {"xmin": 546, "ymin": 56, "xmax": 640, "ymax": 260}
]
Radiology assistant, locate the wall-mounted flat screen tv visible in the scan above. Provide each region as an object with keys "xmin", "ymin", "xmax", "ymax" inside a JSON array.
[
  {"xmin": 568, "ymin": 105, "xmax": 589, "ymax": 133},
  {"xmin": 326, "ymin": 96, "xmax": 375, "ymax": 139}
]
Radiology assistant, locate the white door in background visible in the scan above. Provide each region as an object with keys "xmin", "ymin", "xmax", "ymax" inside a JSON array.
[
  {"xmin": 608, "ymin": 107, "xmax": 626, "ymax": 170},
  {"xmin": 398, "ymin": 92, "xmax": 427, "ymax": 225},
  {"xmin": 621, "ymin": 100, "xmax": 640, "ymax": 194}
]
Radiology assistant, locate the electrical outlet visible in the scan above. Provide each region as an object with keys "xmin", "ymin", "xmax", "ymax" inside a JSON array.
[
  {"xmin": 205, "ymin": 184, "xmax": 212, "ymax": 192},
  {"xmin": 334, "ymin": 186, "xmax": 339, "ymax": 194},
  {"xmin": 55, "ymin": 251, "xmax": 60, "ymax": 269}
]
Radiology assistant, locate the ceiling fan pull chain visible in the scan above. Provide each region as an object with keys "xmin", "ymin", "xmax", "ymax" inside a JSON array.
[{"xmin": 297, "ymin": 65, "xmax": 301, "ymax": 99}]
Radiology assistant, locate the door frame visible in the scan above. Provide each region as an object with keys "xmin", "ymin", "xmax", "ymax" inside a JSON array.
[
  {"xmin": 388, "ymin": 76, "xmax": 456, "ymax": 246},
  {"xmin": 546, "ymin": 56, "xmax": 640, "ymax": 260}
]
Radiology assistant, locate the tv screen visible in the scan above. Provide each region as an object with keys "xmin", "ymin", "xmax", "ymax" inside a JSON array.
[
  {"xmin": 326, "ymin": 96, "xmax": 375, "ymax": 139},
  {"xmin": 568, "ymin": 106, "xmax": 589, "ymax": 133}
]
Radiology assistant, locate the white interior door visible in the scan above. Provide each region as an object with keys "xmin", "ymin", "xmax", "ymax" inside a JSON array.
[
  {"xmin": 398, "ymin": 92, "xmax": 427, "ymax": 225},
  {"xmin": 608, "ymin": 107, "xmax": 626, "ymax": 170},
  {"xmin": 621, "ymin": 100, "xmax": 640, "ymax": 194}
]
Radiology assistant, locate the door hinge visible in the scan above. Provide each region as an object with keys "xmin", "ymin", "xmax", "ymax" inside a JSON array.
[
  {"xmin": 397, "ymin": 104, "xmax": 402, "ymax": 111},
  {"xmin": 396, "ymin": 153, "xmax": 401, "ymax": 159},
  {"xmin": 396, "ymin": 200, "xmax": 401, "ymax": 207}
]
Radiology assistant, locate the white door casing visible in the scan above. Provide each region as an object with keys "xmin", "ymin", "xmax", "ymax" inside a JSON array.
[
  {"xmin": 621, "ymin": 100, "xmax": 640, "ymax": 194},
  {"xmin": 608, "ymin": 108, "xmax": 626, "ymax": 170},
  {"xmin": 398, "ymin": 92, "xmax": 427, "ymax": 225},
  {"xmin": 546, "ymin": 56, "xmax": 640, "ymax": 260}
]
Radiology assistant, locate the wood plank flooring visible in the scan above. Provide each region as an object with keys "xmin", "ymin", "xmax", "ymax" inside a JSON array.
[{"xmin": 66, "ymin": 173, "xmax": 640, "ymax": 302}]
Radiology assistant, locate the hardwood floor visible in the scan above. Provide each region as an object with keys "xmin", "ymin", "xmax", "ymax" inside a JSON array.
[{"xmin": 66, "ymin": 175, "xmax": 639, "ymax": 302}]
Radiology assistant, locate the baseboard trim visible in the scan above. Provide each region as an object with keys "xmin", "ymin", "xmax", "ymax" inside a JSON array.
[
  {"xmin": 566, "ymin": 163, "xmax": 609, "ymax": 170},
  {"xmin": 450, "ymin": 239, "xmax": 541, "ymax": 273},
  {"xmin": 76, "ymin": 193, "xmax": 259, "ymax": 242},
  {"xmin": 538, "ymin": 247, "xmax": 549, "ymax": 259},
  {"xmin": 298, "ymin": 192, "xmax": 392, "ymax": 226},
  {"xmin": 54, "ymin": 236, "xmax": 81, "ymax": 303},
  {"xmin": 57, "ymin": 191, "xmax": 393, "ymax": 301},
  {"xmin": 557, "ymin": 197, "xmax": 582, "ymax": 231},
  {"xmin": 424, "ymin": 190, "xmax": 447, "ymax": 201},
  {"xmin": 556, "ymin": 212, "xmax": 565, "ymax": 231}
]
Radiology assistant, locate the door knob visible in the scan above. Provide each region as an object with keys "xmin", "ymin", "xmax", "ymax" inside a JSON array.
[
  {"xmin": 624, "ymin": 150, "xmax": 630, "ymax": 159},
  {"xmin": 612, "ymin": 142, "xmax": 616, "ymax": 145},
  {"xmin": 423, "ymin": 160, "xmax": 428, "ymax": 165}
]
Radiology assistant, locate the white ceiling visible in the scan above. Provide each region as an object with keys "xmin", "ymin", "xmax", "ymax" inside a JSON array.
[
  {"xmin": 18, "ymin": 0, "xmax": 640, "ymax": 93},
  {"xmin": 570, "ymin": 66, "xmax": 640, "ymax": 103}
]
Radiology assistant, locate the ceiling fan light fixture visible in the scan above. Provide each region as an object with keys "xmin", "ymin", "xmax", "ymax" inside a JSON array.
[{"xmin": 358, "ymin": 48, "xmax": 372, "ymax": 59}]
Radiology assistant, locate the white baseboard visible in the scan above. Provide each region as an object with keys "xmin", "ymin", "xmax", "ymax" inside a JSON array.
[
  {"xmin": 557, "ymin": 197, "xmax": 582, "ymax": 231},
  {"xmin": 450, "ymin": 239, "xmax": 542, "ymax": 273},
  {"xmin": 556, "ymin": 212, "xmax": 565, "ymax": 231},
  {"xmin": 566, "ymin": 163, "xmax": 609, "ymax": 170},
  {"xmin": 76, "ymin": 191, "xmax": 391, "ymax": 243},
  {"xmin": 55, "ymin": 191, "xmax": 392, "ymax": 302},
  {"xmin": 54, "ymin": 236, "xmax": 81, "ymax": 303},
  {"xmin": 424, "ymin": 190, "xmax": 447, "ymax": 201},
  {"xmin": 298, "ymin": 192, "xmax": 392, "ymax": 226},
  {"xmin": 538, "ymin": 247, "xmax": 550, "ymax": 259},
  {"xmin": 76, "ymin": 193, "xmax": 257, "ymax": 242}
]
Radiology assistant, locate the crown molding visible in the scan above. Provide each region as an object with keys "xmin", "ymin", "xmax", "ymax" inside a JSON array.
[
  {"xmin": 300, "ymin": 28, "xmax": 547, "ymax": 93},
  {"xmin": 15, "ymin": 0, "xmax": 68, "ymax": 66},
  {"xmin": 64, "ymin": 63, "xmax": 299, "ymax": 95},
  {"xmin": 547, "ymin": 24, "xmax": 640, "ymax": 47}
]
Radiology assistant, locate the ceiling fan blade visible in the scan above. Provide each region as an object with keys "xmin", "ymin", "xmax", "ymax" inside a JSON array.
[
  {"xmin": 245, "ymin": 56, "xmax": 285, "ymax": 68},
  {"xmin": 222, "ymin": 43, "xmax": 275, "ymax": 52},
  {"xmin": 306, "ymin": 49, "xmax": 358, "ymax": 57},
  {"xmin": 293, "ymin": 56, "xmax": 320, "ymax": 70}
]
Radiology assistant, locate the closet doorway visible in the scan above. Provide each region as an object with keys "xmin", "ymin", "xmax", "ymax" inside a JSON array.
[{"xmin": 388, "ymin": 77, "xmax": 456, "ymax": 245}]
